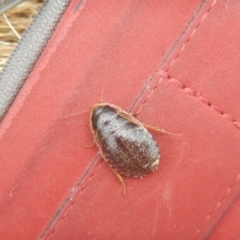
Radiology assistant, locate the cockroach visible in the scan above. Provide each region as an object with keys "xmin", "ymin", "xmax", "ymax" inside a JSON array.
[
  {"xmin": 63, "ymin": 82, "xmax": 179, "ymax": 195},
  {"xmin": 90, "ymin": 102, "xmax": 178, "ymax": 195}
]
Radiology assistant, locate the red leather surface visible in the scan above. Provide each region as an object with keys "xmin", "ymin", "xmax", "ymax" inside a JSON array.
[{"xmin": 1, "ymin": 0, "xmax": 240, "ymax": 239}]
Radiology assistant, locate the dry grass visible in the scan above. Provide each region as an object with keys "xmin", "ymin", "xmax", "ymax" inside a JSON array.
[{"xmin": 0, "ymin": 0, "xmax": 45, "ymax": 72}]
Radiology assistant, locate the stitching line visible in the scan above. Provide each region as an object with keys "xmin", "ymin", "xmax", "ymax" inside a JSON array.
[
  {"xmin": 136, "ymin": 0, "xmax": 218, "ymax": 118},
  {"xmin": 194, "ymin": 174, "xmax": 240, "ymax": 238},
  {"xmin": 166, "ymin": 0, "xmax": 217, "ymax": 72},
  {"xmin": 168, "ymin": 77, "xmax": 240, "ymax": 130},
  {"xmin": 46, "ymin": 158, "xmax": 104, "ymax": 240},
  {"xmin": 138, "ymin": 69, "xmax": 240, "ymax": 131}
]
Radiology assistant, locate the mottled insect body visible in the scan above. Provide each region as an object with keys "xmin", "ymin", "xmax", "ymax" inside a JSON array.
[{"xmin": 90, "ymin": 103, "xmax": 160, "ymax": 179}]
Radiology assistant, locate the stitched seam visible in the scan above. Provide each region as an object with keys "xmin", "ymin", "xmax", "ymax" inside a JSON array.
[
  {"xmin": 166, "ymin": 0, "xmax": 217, "ymax": 72},
  {"xmin": 46, "ymin": 158, "xmax": 104, "ymax": 240},
  {"xmin": 138, "ymin": 70, "xmax": 240, "ymax": 131},
  {"xmin": 194, "ymin": 174, "xmax": 240, "ymax": 238},
  {"xmin": 159, "ymin": 70, "xmax": 240, "ymax": 130},
  {"xmin": 136, "ymin": 0, "xmax": 217, "ymax": 118}
]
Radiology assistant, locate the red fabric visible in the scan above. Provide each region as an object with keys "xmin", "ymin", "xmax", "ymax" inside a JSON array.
[{"xmin": 1, "ymin": 0, "xmax": 240, "ymax": 239}]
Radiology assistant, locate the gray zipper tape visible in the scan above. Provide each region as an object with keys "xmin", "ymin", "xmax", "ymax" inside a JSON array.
[{"xmin": 0, "ymin": 0, "xmax": 71, "ymax": 121}]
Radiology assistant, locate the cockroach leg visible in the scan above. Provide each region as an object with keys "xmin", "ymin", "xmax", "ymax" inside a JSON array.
[
  {"xmin": 143, "ymin": 123, "xmax": 182, "ymax": 136},
  {"xmin": 61, "ymin": 109, "xmax": 90, "ymax": 118},
  {"xmin": 84, "ymin": 123, "xmax": 90, "ymax": 128},
  {"xmin": 111, "ymin": 168, "xmax": 126, "ymax": 195},
  {"xmin": 132, "ymin": 104, "xmax": 143, "ymax": 117},
  {"xmin": 85, "ymin": 140, "xmax": 96, "ymax": 149}
]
